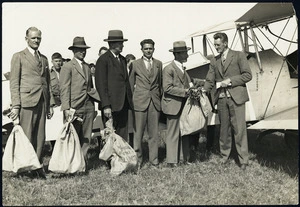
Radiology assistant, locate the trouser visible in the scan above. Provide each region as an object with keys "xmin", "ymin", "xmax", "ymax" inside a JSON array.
[
  {"xmin": 134, "ymin": 100, "xmax": 160, "ymax": 165},
  {"xmin": 71, "ymin": 99, "xmax": 95, "ymax": 162},
  {"xmin": 20, "ymin": 96, "xmax": 46, "ymax": 163},
  {"xmin": 102, "ymin": 97, "xmax": 130, "ymax": 142},
  {"xmin": 217, "ymin": 97, "xmax": 249, "ymax": 165}
]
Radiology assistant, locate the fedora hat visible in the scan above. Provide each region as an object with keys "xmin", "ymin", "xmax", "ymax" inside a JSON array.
[
  {"xmin": 169, "ymin": 41, "xmax": 191, "ymax": 52},
  {"xmin": 104, "ymin": 30, "xmax": 128, "ymax": 42},
  {"xmin": 68, "ymin": 36, "xmax": 90, "ymax": 50}
]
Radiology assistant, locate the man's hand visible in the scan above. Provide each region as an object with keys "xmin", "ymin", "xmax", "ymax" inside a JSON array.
[
  {"xmin": 185, "ymin": 88, "xmax": 190, "ymax": 97},
  {"xmin": 103, "ymin": 107, "xmax": 112, "ymax": 118},
  {"xmin": 47, "ymin": 106, "xmax": 54, "ymax": 119},
  {"xmin": 64, "ymin": 109, "xmax": 71, "ymax": 121},
  {"xmin": 201, "ymin": 87, "xmax": 207, "ymax": 93},
  {"xmin": 220, "ymin": 78, "xmax": 231, "ymax": 88},
  {"xmin": 8, "ymin": 108, "xmax": 19, "ymax": 121}
]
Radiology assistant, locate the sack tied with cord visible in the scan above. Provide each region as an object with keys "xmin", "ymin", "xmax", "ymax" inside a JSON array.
[
  {"xmin": 180, "ymin": 87, "xmax": 212, "ymax": 136},
  {"xmin": 99, "ymin": 119, "xmax": 137, "ymax": 176}
]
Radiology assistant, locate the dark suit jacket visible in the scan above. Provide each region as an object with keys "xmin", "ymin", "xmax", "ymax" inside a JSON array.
[
  {"xmin": 161, "ymin": 61, "xmax": 191, "ymax": 116},
  {"xmin": 129, "ymin": 57, "xmax": 162, "ymax": 111},
  {"xmin": 59, "ymin": 58, "xmax": 94, "ymax": 111},
  {"xmin": 10, "ymin": 48, "xmax": 54, "ymax": 110},
  {"xmin": 204, "ymin": 49, "xmax": 252, "ymax": 105},
  {"xmin": 95, "ymin": 50, "xmax": 133, "ymax": 112}
]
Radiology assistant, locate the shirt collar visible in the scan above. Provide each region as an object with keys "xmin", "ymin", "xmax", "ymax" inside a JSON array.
[
  {"xmin": 143, "ymin": 56, "xmax": 153, "ymax": 62},
  {"xmin": 27, "ymin": 47, "xmax": 38, "ymax": 56},
  {"xmin": 174, "ymin": 60, "xmax": 185, "ymax": 73},
  {"xmin": 222, "ymin": 48, "xmax": 229, "ymax": 59},
  {"xmin": 74, "ymin": 57, "xmax": 84, "ymax": 66},
  {"xmin": 110, "ymin": 50, "xmax": 119, "ymax": 58}
]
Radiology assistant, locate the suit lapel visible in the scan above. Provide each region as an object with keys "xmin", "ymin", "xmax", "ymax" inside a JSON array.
[
  {"xmin": 109, "ymin": 52, "xmax": 126, "ymax": 78},
  {"xmin": 23, "ymin": 48, "xmax": 40, "ymax": 73},
  {"xmin": 137, "ymin": 58, "xmax": 150, "ymax": 83},
  {"xmin": 172, "ymin": 61, "xmax": 185, "ymax": 84},
  {"xmin": 150, "ymin": 59, "xmax": 159, "ymax": 84},
  {"xmin": 72, "ymin": 58, "xmax": 86, "ymax": 81},
  {"xmin": 224, "ymin": 49, "xmax": 233, "ymax": 73},
  {"xmin": 119, "ymin": 54, "xmax": 128, "ymax": 78}
]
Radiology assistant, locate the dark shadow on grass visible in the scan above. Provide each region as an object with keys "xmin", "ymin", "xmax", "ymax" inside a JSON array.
[{"xmin": 247, "ymin": 129, "xmax": 299, "ymax": 177}]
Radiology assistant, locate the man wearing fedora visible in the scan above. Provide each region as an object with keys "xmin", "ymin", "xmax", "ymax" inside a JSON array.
[
  {"xmin": 60, "ymin": 36, "xmax": 96, "ymax": 166},
  {"xmin": 129, "ymin": 39, "xmax": 162, "ymax": 169},
  {"xmin": 161, "ymin": 41, "xmax": 194, "ymax": 168},
  {"xmin": 9, "ymin": 27, "xmax": 55, "ymax": 178},
  {"xmin": 95, "ymin": 30, "xmax": 133, "ymax": 141}
]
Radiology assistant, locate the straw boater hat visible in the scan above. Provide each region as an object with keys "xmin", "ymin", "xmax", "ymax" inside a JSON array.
[
  {"xmin": 169, "ymin": 41, "xmax": 191, "ymax": 52},
  {"xmin": 68, "ymin": 37, "xmax": 90, "ymax": 50},
  {"xmin": 104, "ymin": 30, "xmax": 128, "ymax": 42}
]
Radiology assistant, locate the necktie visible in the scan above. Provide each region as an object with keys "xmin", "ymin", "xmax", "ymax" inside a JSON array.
[
  {"xmin": 116, "ymin": 56, "xmax": 120, "ymax": 63},
  {"xmin": 34, "ymin": 50, "xmax": 40, "ymax": 62},
  {"xmin": 35, "ymin": 50, "xmax": 42, "ymax": 70},
  {"xmin": 146, "ymin": 59, "xmax": 152, "ymax": 71},
  {"xmin": 81, "ymin": 62, "xmax": 87, "ymax": 79},
  {"xmin": 221, "ymin": 54, "xmax": 226, "ymax": 66}
]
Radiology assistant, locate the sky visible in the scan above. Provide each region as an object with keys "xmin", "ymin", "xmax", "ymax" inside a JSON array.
[{"xmin": 2, "ymin": 2, "xmax": 260, "ymax": 74}]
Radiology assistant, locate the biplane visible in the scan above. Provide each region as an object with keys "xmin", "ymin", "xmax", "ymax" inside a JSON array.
[{"xmin": 177, "ymin": 2, "xmax": 298, "ymax": 146}]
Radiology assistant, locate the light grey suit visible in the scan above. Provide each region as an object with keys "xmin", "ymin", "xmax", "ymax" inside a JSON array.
[
  {"xmin": 10, "ymin": 48, "xmax": 54, "ymax": 162},
  {"xmin": 59, "ymin": 58, "xmax": 95, "ymax": 160},
  {"xmin": 129, "ymin": 57, "xmax": 162, "ymax": 165},
  {"xmin": 161, "ymin": 61, "xmax": 192, "ymax": 164}
]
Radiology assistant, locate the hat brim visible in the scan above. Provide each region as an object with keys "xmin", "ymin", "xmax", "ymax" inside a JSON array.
[
  {"xmin": 68, "ymin": 45, "xmax": 91, "ymax": 50},
  {"xmin": 169, "ymin": 47, "xmax": 191, "ymax": 52},
  {"xmin": 104, "ymin": 38, "xmax": 128, "ymax": 42}
]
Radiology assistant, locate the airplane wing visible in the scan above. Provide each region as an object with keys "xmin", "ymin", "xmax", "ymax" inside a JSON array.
[
  {"xmin": 248, "ymin": 106, "xmax": 298, "ymax": 130},
  {"xmin": 185, "ymin": 20, "xmax": 237, "ymax": 38},
  {"xmin": 235, "ymin": 2, "xmax": 295, "ymax": 27}
]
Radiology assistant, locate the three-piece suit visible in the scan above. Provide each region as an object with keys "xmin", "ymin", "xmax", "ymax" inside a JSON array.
[{"xmin": 204, "ymin": 49, "xmax": 252, "ymax": 165}]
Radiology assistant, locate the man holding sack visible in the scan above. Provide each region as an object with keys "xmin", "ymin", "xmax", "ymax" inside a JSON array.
[{"xmin": 161, "ymin": 41, "xmax": 194, "ymax": 168}]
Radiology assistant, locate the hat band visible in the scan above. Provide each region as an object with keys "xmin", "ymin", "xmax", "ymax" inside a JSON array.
[
  {"xmin": 173, "ymin": 46, "xmax": 188, "ymax": 51},
  {"xmin": 107, "ymin": 36, "xmax": 125, "ymax": 40}
]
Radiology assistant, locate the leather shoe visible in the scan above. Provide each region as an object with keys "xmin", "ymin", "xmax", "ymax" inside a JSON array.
[
  {"xmin": 184, "ymin": 161, "xmax": 192, "ymax": 166},
  {"xmin": 240, "ymin": 164, "xmax": 247, "ymax": 171},
  {"xmin": 167, "ymin": 163, "xmax": 178, "ymax": 168}
]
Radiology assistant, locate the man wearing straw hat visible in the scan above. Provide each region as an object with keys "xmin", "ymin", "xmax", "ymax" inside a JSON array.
[
  {"xmin": 95, "ymin": 30, "xmax": 133, "ymax": 141},
  {"xmin": 161, "ymin": 41, "xmax": 194, "ymax": 168},
  {"xmin": 59, "ymin": 36, "xmax": 96, "ymax": 165}
]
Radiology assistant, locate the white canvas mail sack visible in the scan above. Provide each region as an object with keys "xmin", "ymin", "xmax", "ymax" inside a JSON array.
[
  {"xmin": 48, "ymin": 121, "xmax": 86, "ymax": 174},
  {"xmin": 99, "ymin": 126, "xmax": 137, "ymax": 176},
  {"xmin": 180, "ymin": 92, "xmax": 212, "ymax": 136},
  {"xmin": 2, "ymin": 125, "xmax": 42, "ymax": 173}
]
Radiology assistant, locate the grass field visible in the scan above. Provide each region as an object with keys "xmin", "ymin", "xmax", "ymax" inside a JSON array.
[{"xmin": 2, "ymin": 127, "xmax": 299, "ymax": 205}]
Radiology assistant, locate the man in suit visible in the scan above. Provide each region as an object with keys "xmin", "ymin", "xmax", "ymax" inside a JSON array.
[
  {"xmin": 9, "ymin": 27, "xmax": 54, "ymax": 177},
  {"xmin": 161, "ymin": 41, "xmax": 194, "ymax": 168},
  {"xmin": 59, "ymin": 36, "xmax": 95, "ymax": 166},
  {"xmin": 95, "ymin": 30, "xmax": 133, "ymax": 141},
  {"xmin": 203, "ymin": 32, "xmax": 252, "ymax": 170},
  {"xmin": 129, "ymin": 39, "xmax": 162, "ymax": 168}
]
